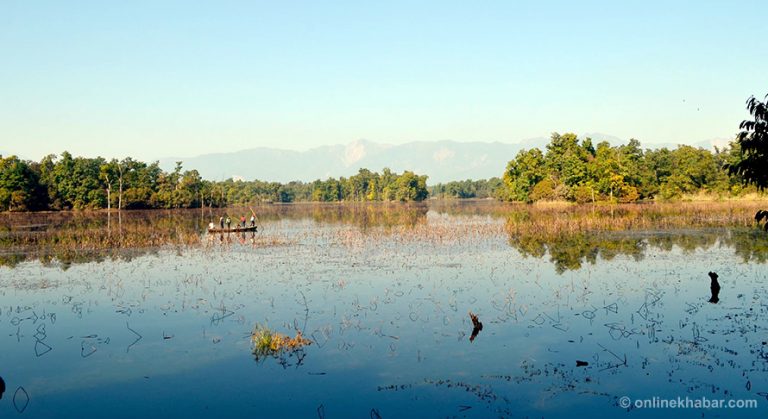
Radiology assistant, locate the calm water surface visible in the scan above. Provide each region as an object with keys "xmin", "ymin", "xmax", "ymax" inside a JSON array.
[{"xmin": 1, "ymin": 202, "xmax": 767, "ymax": 418}]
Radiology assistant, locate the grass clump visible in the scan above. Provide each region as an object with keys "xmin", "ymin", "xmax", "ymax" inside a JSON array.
[{"xmin": 251, "ymin": 324, "xmax": 311, "ymax": 360}]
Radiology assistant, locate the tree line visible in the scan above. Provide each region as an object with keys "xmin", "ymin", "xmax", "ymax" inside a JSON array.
[
  {"xmin": 0, "ymin": 133, "xmax": 762, "ymax": 211},
  {"xmin": 427, "ymin": 134, "xmax": 752, "ymax": 203},
  {"xmin": 0, "ymin": 152, "xmax": 429, "ymax": 211},
  {"xmin": 428, "ymin": 178, "xmax": 504, "ymax": 200},
  {"xmin": 0, "ymin": 139, "xmax": 752, "ymax": 211},
  {"xmin": 499, "ymin": 133, "xmax": 750, "ymax": 203}
]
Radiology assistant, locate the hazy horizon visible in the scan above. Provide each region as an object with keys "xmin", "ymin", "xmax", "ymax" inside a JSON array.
[{"xmin": 2, "ymin": 133, "xmax": 734, "ymax": 164}]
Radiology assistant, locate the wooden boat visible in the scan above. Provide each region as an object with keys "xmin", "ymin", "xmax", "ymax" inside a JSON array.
[{"xmin": 208, "ymin": 225, "xmax": 258, "ymax": 233}]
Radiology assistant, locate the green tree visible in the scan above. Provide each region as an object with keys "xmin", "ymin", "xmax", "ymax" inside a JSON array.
[
  {"xmin": 729, "ymin": 93, "xmax": 768, "ymax": 189},
  {"xmin": 122, "ymin": 159, "xmax": 161, "ymax": 209},
  {"xmin": 45, "ymin": 153, "xmax": 106, "ymax": 209},
  {"xmin": 0, "ymin": 156, "xmax": 42, "ymax": 211},
  {"xmin": 716, "ymin": 142, "xmax": 752, "ymax": 195},
  {"xmin": 545, "ymin": 132, "xmax": 589, "ymax": 188},
  {"xmin": 47, "ymin": 152, "xmax": 75, "ymax": 209},
  {"xmin": 616, "ymin": 139, "xmax": 646, "ymax": 189},
  {"xmin": 347, "ymin": 168, "xmax": 377, "ymax": 201},
  {"xmin": 658, "ymin": 146, "xmax": 722, "ymax": 199},
  {"xmin": 529, "ymin": 178, "xmax": 557, "ymax": 201},
  {"xmin": 728, "ymin": 93, "xmax": 768, "ymax": 227},
  {"xmin": 393, "ymin": 171, "xmax": 428, "ymax": 201},
  {"xmin": 640, "ymin": 147, "xmax": 673, "ymax": 198},
  {"xmin": 39, "ymin": 154, "xmax": 63, "ymax": 209},
  {"xmin": 312, "ymin": 178, "xmax": 343, "ymax": 201},
  {"xmin": 503, "ymin": 148, "xmax": 546, "ymax": 202},
  {"xmin": 380, "ymin": 168, "xmax": 398, "ymax": 201}
]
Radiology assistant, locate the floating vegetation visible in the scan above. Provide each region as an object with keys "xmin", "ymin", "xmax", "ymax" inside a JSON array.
[{"xmin": 251, "ymin": 324, "xmax": 312, "ymax": 362}]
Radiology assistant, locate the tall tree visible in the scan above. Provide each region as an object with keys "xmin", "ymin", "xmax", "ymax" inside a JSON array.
[
  {"xmin": 729, "ymin": 93, "xmax": 768, "ymax": 189},
  {"xmin": 729, "ymin": 93, "xmax": 768, "ymax": 228},
  {"xmin": 544, "ymin": 132, "xmax": 589, "ymax": 187},
  {"xmin": 393, "ymin": 171, "xmax": 429, "ymax": 202},
  {"xmin": 0, "ymin": 156, "xmax": 42, "ymax": 211},
  {"xmin": 502, "ymin": 148, "xmax": 546, "ymax": 202}
]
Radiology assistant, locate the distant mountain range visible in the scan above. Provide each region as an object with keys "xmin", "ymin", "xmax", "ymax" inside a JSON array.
[
  {"xmin": 160, "ymin": 134, "xmax": 730, "ymax": 184},
  {"xmin": 160, "ymin": 139, "xmax": 542, "ymax": 184}
]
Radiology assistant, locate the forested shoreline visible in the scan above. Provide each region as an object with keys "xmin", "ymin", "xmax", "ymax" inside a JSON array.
[
  {"xmin": 497, "ymin": 133, "xmax": 752, "ymax": 203},
  {"xmin": 0, "ymin": 133, "xmax": 760, "ymax": 212},
  {"xmin": 0, "ymin": 152, "xmax": 429, "ymax": 211},
  {"xmin": 429, "ymin": 133, "xmax": 757, "ymax": 202}
]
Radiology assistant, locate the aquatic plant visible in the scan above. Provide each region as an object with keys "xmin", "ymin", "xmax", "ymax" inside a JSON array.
[
  {"xmin": 3, "ymin": 200, "xmax": 768, "ymax": 269},
  {"xmin": 251, "ymin": 324, "xmax": 311, "ymax": 361}
]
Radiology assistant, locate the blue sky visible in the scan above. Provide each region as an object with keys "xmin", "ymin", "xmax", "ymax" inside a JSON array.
[{"xmin": 1, "ymin": 0, "xmax": 766, "ymax": 161}]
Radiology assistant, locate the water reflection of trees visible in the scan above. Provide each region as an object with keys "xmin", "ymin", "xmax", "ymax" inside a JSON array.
[
  {"xmin": 0, "ymin": 204, "xmax": 429, "ymax": 267},
  {"xmin": 729, "ymin": 229, "xmax": 768, "ymax": 263},
  {"xmin": 507, "ymin": 226, "xmax": 768, "ymax": 274},
  {"xmin": 501, "ymin": 201, "xmax": 768, "ymax": 272},
  {"xmin": 213, "ymin": 203, "xmax": 429, "ymax": 229},
  {"xmin": 509, "ymin": 232, "xmax": 646, "ymax": 273},
  {"xmin": 0, "ymin": 210, "xmax": 204, "ymax": 268},
  {"xmin": 305, "ymin": 203, "xmax": 427, "ymax": 230},
  {"xmin": 3, "ymin": 201, "xmax": 768, "ymax": 269}
]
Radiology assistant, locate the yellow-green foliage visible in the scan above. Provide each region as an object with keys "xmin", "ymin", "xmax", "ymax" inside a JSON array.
[{"xmin": 251, "ymin": 324, "xmax": 311, "ymax": 359}]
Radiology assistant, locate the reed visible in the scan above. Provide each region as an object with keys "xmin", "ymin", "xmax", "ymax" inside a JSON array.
[
  {"xmin": 2, "ymin": 200, "xmax": 765, "ymax": 268},
  {"xmin": 502, "ymin": 201, "xmax": 764, "ymax": 238}
]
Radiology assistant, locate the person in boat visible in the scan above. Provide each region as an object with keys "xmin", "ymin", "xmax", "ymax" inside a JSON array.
[
  {"xmin": 250, "ymin": 215, "xmax": 256, "ymax": 227},
  {"xmin": 219, "ymin": 216, "xmax": 224, "ymax": 229},
  {"xmin": 225, "ymin": 216, "xmax": 231, "ymax": 229},
  {"xmin": 240, "ymin": 216, "xmax": 246, "ymax": 227}
]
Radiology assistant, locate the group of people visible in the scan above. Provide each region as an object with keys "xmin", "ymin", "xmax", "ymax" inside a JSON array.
[
  {"xmin": 209, "ymin": 214, "xmax": 257, "ymax": 231},
  {"xmin": 219, "ymin": 214, "xmax": 256, "ymax": 229}
]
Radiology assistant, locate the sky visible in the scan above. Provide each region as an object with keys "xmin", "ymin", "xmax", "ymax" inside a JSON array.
[{"xmin": 1, "ymin": 0, "xmax": 766, "ymax": 162}]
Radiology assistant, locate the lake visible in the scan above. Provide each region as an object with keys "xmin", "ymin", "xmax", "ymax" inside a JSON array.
[{"xmin": 1, "ymin": 201, "xmax": 767, "ymax": 418}]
